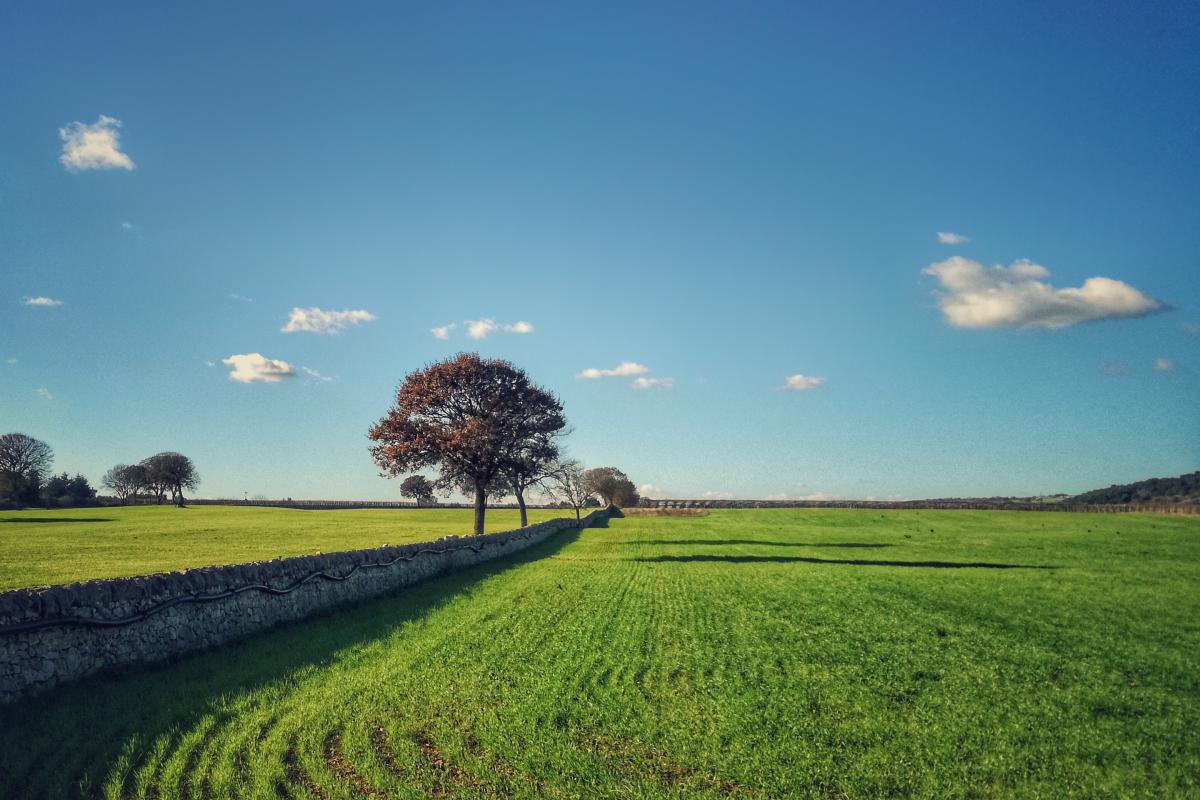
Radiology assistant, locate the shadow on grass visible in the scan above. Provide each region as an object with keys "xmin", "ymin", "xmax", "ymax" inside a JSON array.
[
  {"xmin": 0, "ymin": 523, "xmax": 588, "ymax": 796},
  {"xmin": 0, "ymin": 517, "xmax": 116, "ymax": 524},
  {"xmin": 633, "ymin": 554, "xmax": 1056, "ymax": 569},
  {"xmin": 623, "ymin": 539, "xmax": 892, "ymax": 548}
]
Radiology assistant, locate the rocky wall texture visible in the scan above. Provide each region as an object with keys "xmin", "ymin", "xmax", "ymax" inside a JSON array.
[{"xmin": 0, "ymin": 509, "xmax": 608, "ymax": 703}]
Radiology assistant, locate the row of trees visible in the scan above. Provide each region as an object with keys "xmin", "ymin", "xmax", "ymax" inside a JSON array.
[
  {"xmin": 0, "ymin": 433, "xmax": 97, "ymax": 508},
  {"xmin": 1, "ymin": 434, "xmax": 199, "ymax": 509},
  {"xmin": 102, "ymin": 453, "xmax": 200, "ymax": 507},
  {"xmin": 369, "ymin": 353, "xmax": 639, "ymax": 533}
]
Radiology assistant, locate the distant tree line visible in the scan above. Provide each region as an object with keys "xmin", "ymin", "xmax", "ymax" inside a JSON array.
[
  {"xmin": 0, "ymin": 433, "xmax": 97, "ymax": 509},
  {"xmin": 369, "ymin": 353, "xmax": 639, "ymax": 533},
  {"xmin": 103, "ymin": 453, "xmax": 200, "ymax": 507},
  {"xmin": 1071, "ymin": 471, "xmax": 1200, "ymax": 505},
  {"xmin": 1, "ymin": 434, "xmax": 201, "ymax": 510}
]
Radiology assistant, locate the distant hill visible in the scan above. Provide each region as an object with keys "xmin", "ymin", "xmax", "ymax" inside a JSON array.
[{"xmin": 1071, "ymin": 472, "xmax": 1200, "ymax": 505}]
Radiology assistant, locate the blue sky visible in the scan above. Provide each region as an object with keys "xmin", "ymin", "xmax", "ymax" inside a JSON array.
[{"xmin": 2, "ymin": 1, "xmax": 1197, "ymax": 500}]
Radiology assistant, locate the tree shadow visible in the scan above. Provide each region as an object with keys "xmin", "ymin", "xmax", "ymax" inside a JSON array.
[
  {"xmin": 0, "ymin": 524, "xmax": 586, "ymax": 795},
  {"xmin": 632, "ymin": 554, "xmax": 1056, "ymax": 569},
  {"xmin": 622, "ymin": 539, "xmax": 892, "ymax": 548},
  {"xmin": 0, "ymin": 517, "xmax": 116, "ymax": 524}
]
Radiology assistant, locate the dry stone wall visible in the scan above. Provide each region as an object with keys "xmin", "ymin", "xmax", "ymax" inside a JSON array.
[{"xmin": 0, "ymin": 510, "xmax": 608, "ymax": 704}]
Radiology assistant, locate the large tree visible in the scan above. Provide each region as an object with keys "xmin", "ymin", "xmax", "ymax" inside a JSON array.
[
  {"xmin": 369, "ymin": 353, "xmax": 566, "ymax": 535},
  {"xmin": 0, "ymin": 433, "xmax": 53, "ymax": 507},
  {"xmin": 581, "ymin": 466, "xmax": 640, "ymax": 507},
  {"xmin": 142, "ymin": 452, "xmax": 199, "ymax": 507}
]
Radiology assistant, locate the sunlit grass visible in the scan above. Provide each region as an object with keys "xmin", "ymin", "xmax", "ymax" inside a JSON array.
[
  {"xmin": 0, "ymin": 505, "xmax": 566, "ymax": 590},
  {"xmin": 1, "ymin": 509, "xmax": 1197, "ymax": 798}
]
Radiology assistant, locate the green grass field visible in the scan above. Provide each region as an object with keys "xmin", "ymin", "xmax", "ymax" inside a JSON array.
[
  {"xmin": 2, "ymin": 509, "xmax": 1198, "ymax": 798},
  {"xmin": 0, "ymin": 506, "xmax": 567, "ymax": 591}
]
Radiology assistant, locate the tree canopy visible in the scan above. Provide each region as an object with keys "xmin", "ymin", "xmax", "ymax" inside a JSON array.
[
  {"xmin": 582, "ymin": 466, "xmax": 640, "ymax": 507},
  {"xmin": 369, "ymin": 353, "xmax": 566, "ymax": 534}
]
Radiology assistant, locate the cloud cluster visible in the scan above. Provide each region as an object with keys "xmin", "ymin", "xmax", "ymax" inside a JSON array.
[
  {"xmin": 937, "ymin": 231, "xmax": 970, "ymax": 245},
  {"xmin": 578, "ymin": 360, "xmax": 671, "ymax": 390},
  {"xmin": 222, "ymin": 353, "xmax": 296, "ymax": 383},
  {"xmin": 59, "ymin": 116, "xmax": 135, "ymax": 171},
  {"xmin": 282, "ymin": 307, "xmax": 376, "ymax": 334},
  {"xmin": 22, "ymin": 296, "xmax": 62, "ymax": 307},
  {"xmin": 431, "ymin": 318, "xmax": 535, "ymax": 340},
  {"xmin": 577, "ymin": 361, "xmax": 650, "ymax": 379},
  {"xmin": 924, "ymin": 257, "xmax": 1160, "ymax": 329},
  {"xmin": 1154, "ymin": 358, "xmax": 1176, "ymax": 372},
  {"xmin": 778, "ymin": 374, "xmax": 825, "ymax": 392}
]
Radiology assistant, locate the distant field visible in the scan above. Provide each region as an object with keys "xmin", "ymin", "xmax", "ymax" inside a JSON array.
[
  {"xmin": 0, "ymin": 505, "xmax": 566, "ymax": 591},
  {"xmin": 2, "ymin": 509, "xmax": 1197, "ymax": 798}
]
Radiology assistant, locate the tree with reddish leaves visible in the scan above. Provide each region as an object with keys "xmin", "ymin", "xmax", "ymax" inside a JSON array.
[{"xmin": 369, "ymin": 353, "xmax": 567, "ymax": 535}]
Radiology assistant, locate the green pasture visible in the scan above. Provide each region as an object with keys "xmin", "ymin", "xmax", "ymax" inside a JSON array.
[
  {"xmin": 1, "ymin": 509, "xmax": 1198, "ymax": 798},
  {"xmin": 0, "ymin": 505, "xmax": 566, "ymax": 591}
]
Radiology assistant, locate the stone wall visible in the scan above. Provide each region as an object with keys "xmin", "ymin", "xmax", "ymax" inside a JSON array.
[{"xmin": 0, "ymin": 510, "xmax": 608, "ymax": 704}]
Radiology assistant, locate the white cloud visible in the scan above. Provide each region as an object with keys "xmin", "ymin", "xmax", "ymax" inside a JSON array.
[
  {"xmin": 778, "ymin": 374, "xmax": 825, "ymax": 391},
  {"xmin": 924, "ymin": 257, "xmax": 1161, "ymax": 329},
  {"xmin": 434, "ymin": 318, "xmax": 535, "ymax": 340},
  {"xmin": 23, "ymin": 296, "xmax": 62, "ymax": 307},
  {"xmin": 302, "ymin": 366, "xmax": 334, "ymax": 382},
  {"xmin": 1184, "ymin": 323, "xmax": 1200, "ymax": 335},
  {"xmin": 937, "ymin": 231, "xmax": 970, "ymax": 245},
  {"xmin": 36, "ymin": 387, "xmax": 55, "ymax": 401},
  {"xmin": 700, "ymin": 490, "xmax": 734, "ymax": 500},
  {"xmin": 204, "ymin": 360, "xmax": 216, "ymax": 367},
  {"xmin": 638, "ymin": 483, "xmax": 667, "ymax": 499},
  {"xmin": 121, "ymin": 221, "xmax": 136, "ymax": 231},
  {"xmin": 229, "ymin": 293, "xmax": 253, "ymax": 303},
  {"xmin": 5, "ymin": 358, "xmax": 16, "ymax": 365},
  {"xmin": 222, "ymin": 353, "xmax": 296, "ymax": 383},
  {"xmin": 631, "ymin": 376, "xmax": 674, "ymax": 390},
  {"xmin": 281, "ymin": 307, "xmax": 376, "ymax": 334},
  {"xmin": 59, "ymin": 115, "xmax": 135, "ymax": 171},
  {"xmin": 1154, "ymin": 358, "xmax": 1176, "ymax": 372},
  {"xmin": 466, "ymin": 318, "xmax": 498, "ymax": 339},
  {"xmin": 578, "ymin": 361, "xmax": 651, "ymax": 379}
]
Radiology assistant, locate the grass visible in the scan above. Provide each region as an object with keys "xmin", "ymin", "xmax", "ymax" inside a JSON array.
[
  {"xmin": 2, "ymin": 508, "xmax": 1198, "ymax": 798},
  {"xmin": 0, "ymin": 505, "xmax": 568, "ymax": 591}
]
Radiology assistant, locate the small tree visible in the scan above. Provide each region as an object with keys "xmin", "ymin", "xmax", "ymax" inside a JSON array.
[
  {"xmin": 369, "ymin": 353, "xmax": 567, "ymax": 535},
  {"xmin": 581, "ymin": 467, "xmax": 639, "ymax": 507},
  {"xmin": 142, "ymin": 452, "xmax": 199, "ymax": 507},
  {"xmin": 399, "ymin": 475, "xmax": 437, "ymax": 506},
  {"xmin": 102, "ymin": 464, "xmax": 147, "ymax": 504},
  {"xmin": 540, "ymin": 459, "xmax": 594, "ymax": 524},
  {"xmin": 499, "ymin": 434, "xmax": 562, "ymax": 527}
]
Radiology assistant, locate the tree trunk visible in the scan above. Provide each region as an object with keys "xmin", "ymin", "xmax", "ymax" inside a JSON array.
[
  {"xmin": 473, "ymin": 484, "xmax": 486, "ymax": 535},
  {"xmin": 516, "ymin": 490, "xmax": 528, "ymax": 527},
  {"xmin": 574, "ymin": 505, "xmax": 581, "ymax": 523}
]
